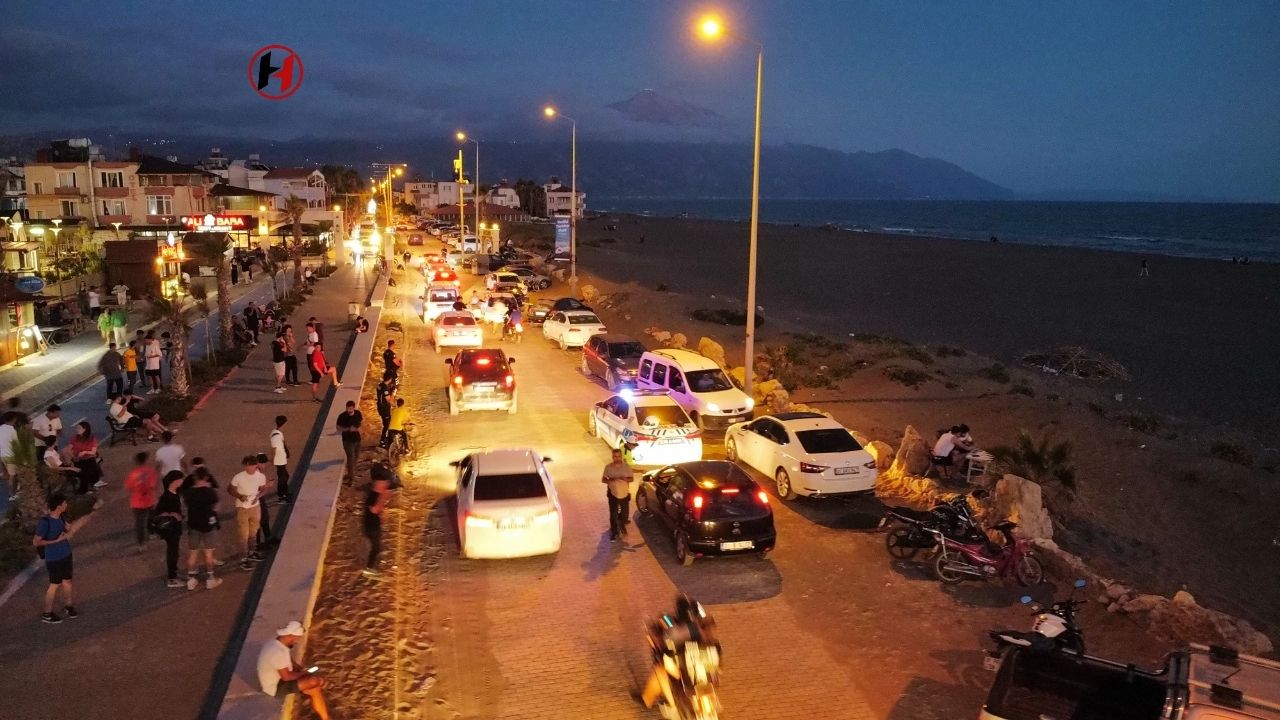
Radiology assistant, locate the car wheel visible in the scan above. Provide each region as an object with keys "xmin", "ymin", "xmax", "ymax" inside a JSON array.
[
  {"xmin": 605, "ymin": 369, "xmax": 618, "ymax": 391},
  {"xmin": 580, "ymin": 354, "xmax": 591, "ymax": 377},
  {"xmin": 507, "ymin": 391, "xmax": 518, "ymax": 415},
  {"xmin": 775, "ymin": 468, "xmax": 796, "ymax": 500},
  {"xmin": 635, "ymin": 488, "xmax": 652, "ymax": 516},
  {"xmin": 448, "ymin": 389, "xmax": 460, "ymax": 416},
  {"xmin": 675, "ymin": 530, "xmax": 694, "ymax": 567},
  {"xmin": 559, "ymin": 335, "xmax": 568, "ymax": 351},
  {"xmin": 725, "ymin": 437, "xmax": 738, "ymax": 462}
]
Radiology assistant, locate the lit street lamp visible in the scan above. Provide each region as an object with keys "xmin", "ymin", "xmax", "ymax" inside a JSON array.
[
  {"xmin": 456, "ymin": 132, "xmax": 483, "ymax": 249},
  {"xmin": 543, "ymin": 105, "xmax": 578, "ymax": 290},
  {"xmin": 697, "ymin": 13, "xmax": 764, "ymax": 397},
  {"xmin": 111, "ymin": 221, "xmax": 122, "ymax": 240}
]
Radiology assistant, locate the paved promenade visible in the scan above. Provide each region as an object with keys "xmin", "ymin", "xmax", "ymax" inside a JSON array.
[{"xmin": 0, "ymin": 263, "xmax": 376, "ymax": 720}]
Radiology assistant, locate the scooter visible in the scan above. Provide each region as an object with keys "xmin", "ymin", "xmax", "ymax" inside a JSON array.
[
  {"xmin": 502, "ymin": 318, "xmax": 524, "ymax": 343},
  {"xmin": 881, "ymin": 491, "xmax": 986, "ymax": 559},
  {"xmin": 986, "ymin": 578, "xmax": 1089, "ymax": 667},
  {"xmin": 647, "ymin": 643, "xmax": 722, "ymax": 720},
  {"xmin": 931, "ymin": 521, "xmax": 1043, "ymax": 587}
]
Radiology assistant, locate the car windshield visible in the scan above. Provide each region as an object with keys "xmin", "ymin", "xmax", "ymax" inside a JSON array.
[
  {"xmin": 473, "ymin": 473, "xmax": 547, "ymax": 501},
  {"xmin": 441, "ymin": 315, "xmax": 475, "ymax": 327},
  {"xmin": 686, "ymin": 369, "xmax": 733, "ymax": 393},
  {"xmin": 567, "ymin": 314, "xmax": 602, "ymax": 325},
  {"xmin": 635, "ymin": 404, "xmax": 691, "ymax": 427},
  {"xmin": 608, "ymin": 341, "xmax": 646, "ymax": 358},
  {"xmin": 795, "ymin": 428, "xmax": 862, "ymax": 454},
  {"xmin": 700, "ymin": 486, "xmax": 766, "ymax": 519}
]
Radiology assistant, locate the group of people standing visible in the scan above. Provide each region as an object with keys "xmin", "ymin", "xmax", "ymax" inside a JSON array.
[
  {"xmin": 97, "ymin": 330, "xmax": 168, "ymax": 399},
  {"xmin": 267, "ymin": 316, "xmax": 342, "ymax": 401}
]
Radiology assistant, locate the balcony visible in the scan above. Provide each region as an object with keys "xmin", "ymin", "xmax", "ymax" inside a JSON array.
[
  {"xmin": 96, "ymin": 186, "xmax": 129, "ymax": 198},
  {"xmin": 97, "ymin": 214, "xmax": 131, "ymax": 225}
]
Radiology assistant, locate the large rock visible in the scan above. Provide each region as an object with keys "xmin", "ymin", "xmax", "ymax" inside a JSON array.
[
  {"xmin": 581, "ymin": 284, "xmax": 600, "ymax": 303},
  {"xmin": 646, "ymin": 327, "xmax": 672, "ymax": 344},
  {"xmin": 669, "ymin": 332, "xmax": 688, "ymax": 349},
  {"xmin": 866, "ymin": 440, "xmax": 894, "ymax": 471},
  {"xmin": 698, "ymin": 337, "xmax": 727, "ymax": 369},
  {"xmin": 991, "ymin": 474, "xmax": 1054, "ymax": 541},
  {"xmin": 728, "ymin": 366, "xmax": 746, "ymax": 388},
  {"xmin": 1150, "ymin": 593, "xmax": 1275, "ymax": 655},
  {"xmin": 753, "ymin": 378, "xmax": 785, "ymax": 405},
  {"xmin": 888, "ymin": 425, "xmax": 933, "ymax": 478}
]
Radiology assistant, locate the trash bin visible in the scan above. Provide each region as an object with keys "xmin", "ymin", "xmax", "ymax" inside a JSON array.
[{"xmin": 348, "ymin": 301, "xmax": 360, "ymax": 320}]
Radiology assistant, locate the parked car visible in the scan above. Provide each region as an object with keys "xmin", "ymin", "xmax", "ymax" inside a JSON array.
[
  {"xmin": 453, "ymin": 449, "xmax": 561, "ymax": 559},
  {"xmin": 408, "ymin": 233, "xmax": 424, "ymax": 246},
  {"xmin": 423, "ymin": 283, "xmax": 461, "ymax": 322},
  {"xmin": 551, "ymin": 297, "xmax": 592, "ymax": 313},
  {"xmin": 636, "ymin": 460, "xmax": 775, "ymax": 566},
  {"xmin": 589, "ymin": 390, "xmax": 703, "ymax": 465},
  {"xmin": 499, "ymin": 266, "xmax": 551, "ymax": 291},
  {"xmin": 635, "ymin": 349, "xmax": 753, "ymax": 430},
  {"xmin": 445, "ymin": 348, "xmax": 517, "ymax": 414},
  {"xmin": 542, "ymin": 310, "xmax": 606, "ymax": 350},
  {"xmin": 485, "ymin": 271, "xmax": 528, "ymax": 295},
  {"xmin": 445, "ymin": 250, "xmax": 469, "ymax": 268},
  {"xmin": 474, "ymin": 291, "xmax": 518, "ymax": 327},
  {"xmin": 526, "ymin": 299, "xmax": 554, "ymax": 325},
  {"xmin": 461, "ymin": 235, "xmax": 479, "ymax": 253},
  {"xmin": 432, "ymin": 311, "xmax": 482, "ymax": 354},
  {"xmin": 581, "ymin": 334, "xmax": 646, "ymax": 390},
  {"xmin": 724, "ymin": 412, "xmax": 877, "ymax": 500}
]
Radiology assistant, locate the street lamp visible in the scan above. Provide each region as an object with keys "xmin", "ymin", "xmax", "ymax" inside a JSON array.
[
  {"xmin": 371, "ymin": 162, "xmax": 406, "ymax": 268},
  {"xmin": 696, "ymin": 12, "xmax": 764, "ymax": 397},
  {"xmin": 111, "ymin": 221, "xmax": 122, "ymax": 240},
  {"xmin": 457, "ymin": 132, "xmax": 483, "ymax": 249},
  {"xmin": 543, "ymin": 105, "xmax": 578, "ymax": 290}
]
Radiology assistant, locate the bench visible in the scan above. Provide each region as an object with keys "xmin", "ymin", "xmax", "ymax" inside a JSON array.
[{"xmin": 106, "ymin": 415, "xmax": 138, "ymax": 447}]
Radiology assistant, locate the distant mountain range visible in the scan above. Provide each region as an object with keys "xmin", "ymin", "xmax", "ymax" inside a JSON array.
[
  {"xmin": 0, "ymin": 129, "xmax": 1013, "ymax": 201},
  {"xmin": 606, "ymin": 89, "xmax": 725, "ymax": 128}
]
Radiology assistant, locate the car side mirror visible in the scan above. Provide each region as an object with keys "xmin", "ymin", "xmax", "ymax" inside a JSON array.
[
  {"xmin": 542, "ymin": 456, "xmax": 553, "ymax": 463},
  {"xmin": 448, "ymin": 460, "xmax": 460, "ymax": 467},
  {"xmin": 444, "ymin": 359, "xmax": 452, "ymax": 365},
  {"xmin": 507, "ymin": 358, "xmax": 515, "ymax": 364}
]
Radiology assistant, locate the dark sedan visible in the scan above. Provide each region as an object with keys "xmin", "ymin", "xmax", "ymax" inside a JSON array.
[
  {"xmin": 581, "ymin": 334, "xmax": 646, "ymax": 390},
  {"xmin": 636, "ymin": 461, "xmax": 776, "ymax": 566}
]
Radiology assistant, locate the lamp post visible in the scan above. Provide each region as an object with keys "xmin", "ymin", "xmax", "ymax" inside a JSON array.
[
  {"xmin": 696, "ymin": 14, "xmax": 764, "ymax": 397},
  {"xmin": 50, "ymin": 220, "xmax": 64, "ymax": 302},
  {"xmin": 543, "ymin": 106, "xmax": 578, "ymax": 291},
  {"xmin": 111, "ymin": 221, "xmax": 122, "ymax": 241},
  {"xmin": 456, "ymin": 132, "xmax": 483, "ymax": 249},
  {"xmin": 370, "ymin": 163, "xmax": 405, "ymax": 269}
]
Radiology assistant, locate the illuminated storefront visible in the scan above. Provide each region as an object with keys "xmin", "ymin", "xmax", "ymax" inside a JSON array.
[{"xmin": 181, "ymin": 212, "xmax": 258, "ymax": 249}]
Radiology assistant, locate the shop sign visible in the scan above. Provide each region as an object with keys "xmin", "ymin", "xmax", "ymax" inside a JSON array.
[
  {"xmin": 14, "ymin": 276, "xmax": 45, "ymax": 294},
  {"xmin": 180, "ymin": 214, "xmax": 256, "ymax": 231}
]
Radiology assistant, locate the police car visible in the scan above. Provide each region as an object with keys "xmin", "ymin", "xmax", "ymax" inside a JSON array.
[{"xmin": 588, "ymin": 389, "xmax": 703, "ymax": 466}]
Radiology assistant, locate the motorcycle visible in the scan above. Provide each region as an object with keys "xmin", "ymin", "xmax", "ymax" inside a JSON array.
[
  {"xmin": 647, "ymin": 639, "xmax": 722, "ymax": 720},
  {"xmin": 986, "ymin": 578, "xmax": 1089, "ymax": 667},
  {"xmin": 931, "ymin": 520, "xmax": 1043, "ymax": 587},
  {"xmin": 502, "ymin": 318, "xmax": 524, "ymax": 343},
  {"xmin": 881, "ymin": 492, "xmax": 986, "ymax": 560}
]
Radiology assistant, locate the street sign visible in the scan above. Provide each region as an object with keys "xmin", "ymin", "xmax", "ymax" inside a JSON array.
[
  {"xmin": 14, "ymin": 276, "xmax": 45, "ymax": 294},
  {"xmin": 555, "ymin": 217, "xmax": 570, "ymax": 255}
]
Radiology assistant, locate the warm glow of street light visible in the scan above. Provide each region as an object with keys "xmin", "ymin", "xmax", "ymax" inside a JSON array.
[
  {"xmin": 456, "ymin": 132, "xmax": 466, "ymax": 141},
  {"xmin": 543, "ymin": 106, "xmax": 557, "ymax": 118},
  {"xmin": 333, "ymin": 204, "xmax": 340, "ymax": 212},
  {"xmin": 698, "ymin": 15, "xmax": 723, "ymax": 39},
  {"xmin": 394, "ymin": 168, "xmax": 403, "ymax": 176}
]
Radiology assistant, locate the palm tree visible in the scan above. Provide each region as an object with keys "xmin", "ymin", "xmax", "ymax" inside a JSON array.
[
  {"xmin": 284, "ymin": 194, "xmax": 308, "ymax": 294},
  {"xmin": 989, "ymin": 430, "xmax": 1077, "ymax": 489},
  {"xmin": 185, "ymin": 233, "xmax": 234, "ymax": 353},
  {"xmin": 10, "ymin": 426, "xmax": 47, "ymax": 530},
  {"xmin": 146, "ymin": 292, "xmax": 198, "ymax": 397}
]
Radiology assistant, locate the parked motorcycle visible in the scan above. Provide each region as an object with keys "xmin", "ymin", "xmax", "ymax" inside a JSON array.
[
  {"xmin": 986, "ymin": 578, "xmax": 1088, "ymax": 666},
  {"xmin": 881, "ymin": 492, "xmax": 986, "ymax": 560},
  {"xmin": 502, "ymin": 319, "xmax": 524, "ymax": 344},
  {"xmin": 931, "ymin": 520, "xmax": 1043, "ymax": 586}
]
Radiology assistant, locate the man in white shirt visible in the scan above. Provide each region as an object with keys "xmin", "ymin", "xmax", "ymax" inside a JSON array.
[
  {"xmin": 30, "ymin": 405, "xmax": 63, "ymax": 450},
  {"xmin": 112, "ymin": 283, "xmax": 130, "ymax": 307},
  {"xmin": 144, "ymin": 336, "xmax": 164, "ymax": 394},
  {"xmin": 229, "ymin": 455, "xmax": 268, "ymax": 569},
  {"xmin": 87, "ymin": 286, "xmax": 101, "ymax": 318},
  {"xmin": 153, "ymin": 432, "xmax": 186, "ymax": 476},
  {"xmin": 43, "ymin": 444, "xmax": 79, "ymax": 479},
  {"xmin": 269, "ymin": 415, "xmax": 291, "ymax": 505},
  {"xmin": 256, "ymin": 620, "xmax": 331, "ymax": 719},
  {"xmin": 0, "ymin": 414, "xmax": 19, "ymax": 481}
]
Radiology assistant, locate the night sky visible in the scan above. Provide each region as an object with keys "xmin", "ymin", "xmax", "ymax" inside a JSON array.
[{"xmin": 3, "ymin": 1, "xmax": 1277, "ymax": 200}]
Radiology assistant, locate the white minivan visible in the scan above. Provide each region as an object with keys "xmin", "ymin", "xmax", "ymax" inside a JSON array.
[
  {"xmin": 635, "ymin": 349, "xmax": 754, "ymax": 429},
  {"xmin": 423, "ymin": 283, "xmax": 460, "ymax": 321}
]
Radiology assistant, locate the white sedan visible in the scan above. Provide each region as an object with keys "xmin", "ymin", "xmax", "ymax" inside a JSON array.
[
  {"xmin": 589, "ymin": 390, "xmax": 702, "ymax": 466},
  {"xmin": 485, "ymin": 272, "xmax": 528, "ymax": 295},
  {"xmin": 725, "ymin": 411, "xmax": 878, "ymax": 500},
  {"xmin": 432, "ymin": 311, "xmax": 483, "ymax": 354},
  {"xmin": 454, "ymin": 449, "xmax": 562, "ymax": 559},
  {"xmin": 542, "ymin": 310, "xmax": 606, "ymax": 349}
]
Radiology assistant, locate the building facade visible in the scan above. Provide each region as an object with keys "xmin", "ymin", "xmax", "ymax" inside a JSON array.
[
  {"xmin": 543, "ymin": 178, "xmax": 585, "ymax": 218},
  {"xmin": 404, "ymin": 180, "xmax": 472, "ymax": 213},
  {"xmin": 263, "ymin": 168, "xmax": 327, "ymax": 210},
  {"xmin": 484, "ymin": 182, "xmax": 521, "ymax": 208}
]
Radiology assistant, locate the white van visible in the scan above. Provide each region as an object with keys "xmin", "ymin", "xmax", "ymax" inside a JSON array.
[
  {"xmin": 635, "ymin": 349, "xmax": 754, "ymax": 429},
  {"xmin": 461, "ymin": 234, "xmax": 479, "ymax": 253},
  {"xmin": 423, "ymin": 283, "xmax": 460, "ymax": 321}
]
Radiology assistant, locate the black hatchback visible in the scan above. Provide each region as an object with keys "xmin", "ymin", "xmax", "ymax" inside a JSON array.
[{"xmin": 636, "ymin": 460, "xmax": 776, "ymax": 566}]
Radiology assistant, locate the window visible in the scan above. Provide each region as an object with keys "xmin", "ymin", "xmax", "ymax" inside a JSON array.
[
  {"xmin": 99, "ymin": 171, "xmax": 124, "ymax": 188},
  {"xmin": 652, "ymin": 363, "xmax": 668, "ymax": 385},
  {"xmin": 636, "ymin": 403, "xmax": 690, "ymax": 427},
  {"xmin": 34, "ymin": 210, "xmax": 45, "ymax": 219},
  {"xmin": 146, "ymin": 195, "xmax": 172, "ymax": 215},
  {"xmin": 59, "ymin": 200, "xmax": 78, "ymax": 216},
  {"xmin": 687, "ymin": 369, "xmax": 734, "ymax": 393},
  {"xmin": 795, "ymin": 429, "xmax": 861, "ymax": 454},
  {"xmin": 101, "ymin": 200, "xmax": 126, "ymax": 216},
  {"xmin": 669, "ymin": 370, "xmax": 686, "ymax": 392},
  {"xmin": 566, "ymin": 313, "xmax": 601, "ymax": 325},
  {"xmin": 473, "ymin": 473, "xmax": 547, "ymax": 501},
  {"xmin": 759, "ymin": 420, "xmax": 789, "ymax": 445},
  {"xmin": 613, "ymin": 398, "xmax": 630, "ymax": 418},
  {"xmin": 639, "ymin": 359, "xmax": 653, "ymax": 380},
  {"xmin": 32, "ymin": 181, "xmax": 44, "ymax": 195},
  {"xmin": 56, "ymin": 171, "xmax": 78, "ymax": 188}
]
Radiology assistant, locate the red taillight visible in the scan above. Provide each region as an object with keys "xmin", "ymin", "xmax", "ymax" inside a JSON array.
[
  {"xmin": 452, "ymin": 375, "xmax": 463, "ymax": 385},
  {"xmin": 476, "ymin": 357, "xmax": 491, "ymax": 366},
  {"xmin": 504, "ymin": 374, "xmax": 514, "ymax": 387},
  {"xmin": 719, "ymin": 487, "xmax": 740, "ymax": 495},
  {"xmin": 691, "ymin": 494, "xmax": 704, "ymax": 509},
  {"xmin": 757, "ymin": 490, "xmax": 770, "ymax": 504},
  {"xmin": 799, "ymin": 462, "xmax": 829, "ymax": 473}
]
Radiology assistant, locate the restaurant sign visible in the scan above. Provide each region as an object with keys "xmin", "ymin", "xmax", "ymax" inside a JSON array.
[
  {"xmin": 14, "ymin": 276, "xmax": 45, "ymax": 294},
  {"xmin": 180, "ymin": 214, "xmax": 257, "ymax": 232}
]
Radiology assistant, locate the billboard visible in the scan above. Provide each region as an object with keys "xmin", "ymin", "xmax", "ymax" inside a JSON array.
[{"xmin": 555, "ymin": 217, "xmax": 570, "ymax": 256}]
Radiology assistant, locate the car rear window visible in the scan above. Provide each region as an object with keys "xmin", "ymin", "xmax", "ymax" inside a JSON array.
[
  {"xmin": 795, "ymin": 428, "xmax": 862, "ymax": 454},
  {"xmin": 429, "ymin": 290, "xmax": 456, "ymax": 301},
  {"xmin": 442, "ymin": 315, "xmax": 475, "ymax": 327},
  {"xmin": 567, "ymin": 314, "xmax": 602, "ymax": 325},
  {"xmin": 635, "ymin": 404, "xmax": 691, "ymax": 427},
  {"xmin": 473, "ymin": 473, "xmax": 547, "ymax": 501},
  {"xmin": 700, "ymin": 486, "xmax": 766, "ymax": 519}
]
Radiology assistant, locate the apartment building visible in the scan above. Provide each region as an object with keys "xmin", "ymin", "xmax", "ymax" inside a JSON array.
[
  {"xmin": 543, "ymin": 177, "xmax": 585, "ymax": 218},
  {"xmin": 263, "ymin": 168, "xmax": 327, "ymax": 210}
]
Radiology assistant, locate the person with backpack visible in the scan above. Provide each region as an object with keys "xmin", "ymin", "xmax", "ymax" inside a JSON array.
[
  {"xmin": 33, "ymin": 492, "xmax": 78, "ymax": 624},
  {"xmin": 153, "ymin": 471, "xmax": 187, "ymax": 588}
]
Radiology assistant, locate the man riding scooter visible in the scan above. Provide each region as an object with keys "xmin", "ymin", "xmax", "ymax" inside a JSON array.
[{"xmin": 637, "ymin": 595, "xmax": 721, "ymax": 717}]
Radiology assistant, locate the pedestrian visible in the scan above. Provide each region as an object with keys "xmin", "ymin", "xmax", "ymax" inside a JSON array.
[
  {"xmin": 68, "ymin": 421, "xmax": 104, "ymax": 494},
  {"xmin": 386, "ymin": 397, "xmax": 409, "ymax": 451},
  {"xmin": 308, "ymin": 342, "xmax": 341, "ymax": 402},
  {"xmin": 270, "ymin": 415, "xmax": 292, "ymax": 504},
  {"xmin": 144, "ymin": 333, "xmax": 163, "ymax": 393},
  {"xmin": 109, "ymin": 391, "xmax": 170, "ymax": 441},
  {"xmin": 253, "ymin": 451, "xmax": 279, "ymax": 548},
  {"xmin": 231, "ymin": 263, "xmax": 239, "ymax": 286},
  {"xmin": 303, "ymin": 267, "xmax": 314, "ymax": 286},
  {"xmin": 43, "ymin": 441, "xmax": 80, "ymax": 484},
  {"xmin": 124, "ymin": 451, "xmax": 158, "ymax": 553},
  {"xmin": 87, "ymin": 285, "xmax": 102, "ymax": 319},
  {"xmin": 229, "ymin": 454, "xmax": 267, "ymax": 570},
  {"xmin": 122, "ymin": 340, "xmax": 140, "ymax": 393},
  {"xmin": 0, "ymin": 412, "xmax": 20, "ymax": 490},
  {"xmin": 382, "ymin": 339, "xmax": 402, "ymax": 382},
  {"xmin": 256, "ymin": 620, "xmax": 332, "ymax": 720},
  {"xmin": 97, "ymin": 343, "xmax": 125, "ymax": 398},
  {"xmin": 96, "ymin": 308, "xmax": 112, "ymax": 344},
  {"xmin": 112, "ymin": 283, "xmax": 129, "ymax": 307},
  {"xmin": 335, "ymin": 401, "xmax": 363, "ymax": 485},
  {"xmin": 1139, "ymin": 258, "xmax": 1149, "ymax": 277},
  {"xmin": 183, "ymin": 466, "xmax": 223, "ymax": 589},
  {"xmin": 153, "ymin": 431, "xmax": 186, "ymax": 477},
  {"xmin": 375, "ymin": 376, "xmax": 395, "ymax": 446},
  {"xmin": 283, "ymin": 324, "xmax": 300, "ymax": 386},
  {"xmin": 308, "ymin": 317, "xmax": 324, "ymax": 348},
  {"xmin": 30, "ymin": 404, "xmax": 63, "ymax": 452},
  {"xmin": 33, "ymin": 492, "xmax": 78, "ymax": 624},
  {"xmin": 271, "ymin": 331, "xmax": 287, "ymax": 393},
  {"xmin": 110, "ymin": 306, "xmax": 128, "ymax": 348},
  {"xmin": 362, "ymin": 461, "xmax": 394, "ymax": 577},
  {"xmin": 245, "ymin": 258, "xmax": 254, "ymax": 282},
  {"xmin": 77, "ymin": 282, "xmax": 90, "ymax": 317},
  {"xmin": 244, "ymin": 302, "xmax": 261, "ymax": 346},
  {"xmin": 183, "ymin": 455, "xmax": 218, "ymax": 490},
  {"xmin": 602, "ymin": 448, "xmax": 636, "ymax": 540},
  {"xmin": 154, "ymin": 471, "xmax": 187, "ymax": 588}
]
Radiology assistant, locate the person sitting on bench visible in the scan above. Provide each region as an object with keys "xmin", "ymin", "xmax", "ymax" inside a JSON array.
[{"xmin": 109, "ymin": 392, "xmax": 169, "ymax": 442}]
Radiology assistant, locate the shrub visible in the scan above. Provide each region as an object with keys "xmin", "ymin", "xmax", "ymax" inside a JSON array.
[
  {"xmin": 0, "ymin": 521, "xmax": 34, "ymax": 575},
  {"xmin": 977, "ymin": 363, "xmax": 1011, "ymax": 384},
  {"xmin": 1119, "ymin": 411, "xmax": 1161, "ymax": 434},
  {"xmin": 655, "ymin": 283, "xmax": 669, "ymax": 292},
  {"xmin": 854, "ymin": 333, "xmax": 908, "ymax": 346},
  {"xmin": 1009, "ymin": 382, "xmax": 1035, "ymax": 397},
  {"xmin": 690, "ymin": 308, "xmax": 764, "ymax": 328},
  {"xmin": 1046, "ymin": 393, "xmax": 1061, "ymax": 402},
  {"xmin": 1086, "ymin": 402, "xmax": 1108, "ymax": 418},
  {"xmin": 989, "ymin": 430, "xmax": 1076, "ymax": 489},
  {"xmin": 934, "ymin": 345, "xmax": 967, "ymax": 358},
  {"xmin": 1209, "ymin": 442, "xmax": 1253, "ymax": 467},
  {"xmin": 883, "ymin": 365, "xmax": 930, "ymax": 388},
  {"xmin": 900, "ymin": 345, "xmax": 935, "ymax": 366}
]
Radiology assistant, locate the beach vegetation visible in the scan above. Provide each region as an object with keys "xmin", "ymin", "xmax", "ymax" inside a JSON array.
[
  {"xmin": 1085, "ymin": 401, "xmax": 1108, "ymax": 418},
  {"xmin": 944, "ymin": 381, "xmax": 959, "ymax": 390},
  {"xmin": 899, "ymin": 345, "xmax": 935, "ymax": 366},
  {"xmin": 655, "ymin": 283, "xmax": 669, "ymax": 292},
  {"xmin": 933, "ymin": 345, "xmax": 967, "ymax": 358},
  {"xmin": 989, "ymin": 430, "xmax": 1076, "ymax": 489},
  {"xmin": 1208, "ymin": 442, "xmax": 1253, "ymax": 468},
  {"xmin": 1117, "ymin": 411, "xmax": 1161, "ymax": 435},
  {"xmin": 690, "ymin": 307, "xmax": 765, "ymax": 328},
  {"xmin": 853, "ymin": 333, "xmax": 908, "ymax": 345},
  {"xmin": 1010, "ymin": 382, "xmax": 1035, "ymax": 397},
  {"xmin": 1046, "ymin": 393, "xmax": 1061, "ymax": 402},
  {"xmin": 883, "ymin": 365, "xmax": 930, "ymax": 388},
  {"xmin": 765, "ymin": 334, "xmax": 866, "ymax": 389},
  {"xmin": 977, "ymin": 363, "xmax": 1011, "ymax": 384}
]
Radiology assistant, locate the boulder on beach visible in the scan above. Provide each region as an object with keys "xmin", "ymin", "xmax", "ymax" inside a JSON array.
[
  {"xmin": 669, "ymin": 332, "xmax": 688, "ymax": 349},
  {"xmin": 992, "ymin": 474, "xmax": 1054, "ymax": 540},
  {"xmin": 698, "ymin": 337, "xmax": 727, "ymax": 368},
  {"xmin": 889, "ymin": 425, "xmax": 933, "ymax": 478},
  {"xmin": 581, "ymin": 284, "xmax": 600, "ymax": 303},
  {"xmin": 728, "ymin": 366, "xmax": 745, "ymax": 388},
  {"xmin": 646, "ymin": 327, "xmax": 672, "ymax": 344},
  {"xmin": 866, "ymin": 440, "xmax": 894, "ymax": 471}
]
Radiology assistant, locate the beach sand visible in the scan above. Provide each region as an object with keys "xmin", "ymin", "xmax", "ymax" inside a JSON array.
[{"xmin": 502, "ymin": 215, "xmax": 1280, "ymax": 638}]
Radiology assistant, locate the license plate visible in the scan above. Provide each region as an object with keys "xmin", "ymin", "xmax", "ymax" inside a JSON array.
[
  {"xmin": 835, "ymin": 467, "xmax": 857, "ymax": 475},
  {"xmin": 658, "ymin": 438, "xmax": 684, "ymax": 445},
  {"xmin": 474, "ymin": 383, "xmax": 496, "ymax": 392},
  {"xmin": 720, "ymin": 540, "xmax": 753, "ymax": 551},
  {"xmin": 498, "ymin": 518, "xmax": 525, "ymax": 531}
]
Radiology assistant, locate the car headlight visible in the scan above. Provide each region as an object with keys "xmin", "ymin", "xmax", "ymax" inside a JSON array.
[
  {"xmin": 744, "ymin": 398, "xmax": 755, "ymax": 410},
  {"xmin": 707, "ymin": 402, "xmax": 720, "ymax": 413}
]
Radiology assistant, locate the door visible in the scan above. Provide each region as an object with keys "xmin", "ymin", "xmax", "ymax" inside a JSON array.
[
  {"xmin": 585, "ymin": 336, "xmax": 606, "ymax": 376},
  {"xmin": 753, "ymin": 418, "xmax": 786, "ymax": 473},
  {"xmin": 456, "ymin": 455, "xmax": 476, "ymax": 537},
  {"xmin": 545, "ymin": 312, "xmax": 565, "ymax": 341},
  {"xmin": 596, "ymin": 397, "xmax": 627, "ymax": 446},
  {"xmin": 734, "ymin": 420, "xmax": 762, "ymax": 468},
  {"xmin": 653, "ymin": 467, "xmax": 685, "ymax": 528}
]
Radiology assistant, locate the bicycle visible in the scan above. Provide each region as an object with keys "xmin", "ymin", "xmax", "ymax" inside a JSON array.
[{"xmin": 387, "ymin": 422, "xmax": 414, "ymax": 465}]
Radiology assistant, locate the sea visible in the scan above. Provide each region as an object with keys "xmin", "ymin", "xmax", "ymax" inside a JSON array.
[{"xmin": 592, "ymin": 198, "xmax": 1280, "ymax": 263}]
